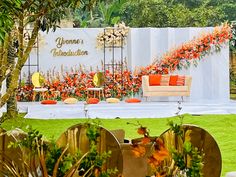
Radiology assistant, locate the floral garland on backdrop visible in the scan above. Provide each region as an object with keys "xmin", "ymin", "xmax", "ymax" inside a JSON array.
[
  {"xmin": 138, "ymin": 23, "xmax": 232, "ymax": 75},
  {"xmin": 17, "ymin": 24, "xmax": 232, "ymax": 101}
]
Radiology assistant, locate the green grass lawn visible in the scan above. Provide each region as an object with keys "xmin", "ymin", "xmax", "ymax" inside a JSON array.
[{"xmin": 1, "ymin": 114, "xmax": 236, "ymax": 177}]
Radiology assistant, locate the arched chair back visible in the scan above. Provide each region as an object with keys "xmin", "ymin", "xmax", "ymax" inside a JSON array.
[
  {"xmin": 31, "ymin": 72, "xmax": 48, "ymax": 101},
  {"xmin": 93, "ymin": 72, "xmax": 104, "ymax": 88},
  {"xmin": 87, "ymin": 72, "xmax": 105, "ymax": 99},
  {"xmin": 159, "ymin": 124, "xmax": 221, "ymax": 177},
  {"xmin": 32, "ymin": 72, "xmax": 45, "ymax": 88},
  {"xmin": 56, "ymin": 123, "xmax": 123, "ymax": 177},
  {"xmin": 0, "ymin": 128, "xmax": 27, "ymax": 175}
]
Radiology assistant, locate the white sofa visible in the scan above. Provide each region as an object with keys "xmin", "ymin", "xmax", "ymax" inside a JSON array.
[{"xmin": 142, "ymin": 75, "xmax": 192, "ymax": 100}]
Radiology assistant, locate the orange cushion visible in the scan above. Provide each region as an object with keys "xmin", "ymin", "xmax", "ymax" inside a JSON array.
[
  {"xmin": 125, "ymin": 98, "xmax": 141, "ymax": 103},
  {"xmin": 169, "ymin": 75, "xmax": 178, "ymax": 86},
  {"xmin": 149, "ymin": 74, "xmax": 162, "ymax": 86},
  {"xmin": 177, "ymin": 76, "xmax": 185, "ymax": 86},
  {"xmin": 41, "ymin": 100, "xmax": 57, "ymax": 104},
  {"xmin": 87, "ymin": 98, "xmax": 99, "ymax": 104},
  {"xmin": 160, "ymin": 75, "xmax": 170, "ymax": 86}
]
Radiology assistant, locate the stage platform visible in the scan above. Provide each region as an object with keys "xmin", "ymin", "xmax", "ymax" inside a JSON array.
[{"xmin": 17, "ymin": 100, "xmax": 236, "ymax": 119}]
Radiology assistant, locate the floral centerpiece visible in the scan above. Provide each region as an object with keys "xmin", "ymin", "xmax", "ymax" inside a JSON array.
[{"xmin": 96, "ymin": 22, "xmax": 129, "ymax": 49}]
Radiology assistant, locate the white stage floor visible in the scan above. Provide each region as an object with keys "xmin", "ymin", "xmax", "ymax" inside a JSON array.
[{"xmin": 17, "ymin": 100, "xmax": 236, "ymax": 119}]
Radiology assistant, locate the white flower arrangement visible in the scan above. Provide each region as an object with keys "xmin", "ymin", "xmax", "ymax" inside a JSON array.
[{"xmin": 96, "ymin": 22, "xmax": 129, "ymax": 49}]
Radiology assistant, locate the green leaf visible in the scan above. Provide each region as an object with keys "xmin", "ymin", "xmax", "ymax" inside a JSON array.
[
  {"xmin": 183, "ymin": 140, "xmax": 192, "ymax": 153},
  {"xmin": 111, "ymin": 16, "xmax": 120, "ymax": 25},
  {"xmin": 81, "ymin": 21, "xmax": 88, "ymax": 28}
]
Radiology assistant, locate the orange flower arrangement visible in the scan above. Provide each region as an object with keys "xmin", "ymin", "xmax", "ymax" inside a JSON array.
[
  {"xmin": 132, "ymin": 144, "xmax": 146, "ymax": 157},
  {"xmin": 137, "ymin": 126, "xmax": 148, "ymax": 135},
  {"xmin": 131, "ymin": 126, "xmax": 171, "ymax": 176},
  {"xmin": 17, "ymin": 66, "xmax": 142, "ymax": 101}
]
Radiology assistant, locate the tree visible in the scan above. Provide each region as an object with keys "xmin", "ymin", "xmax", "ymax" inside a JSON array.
[
  {"xmin": 121, "ymin": 0, "xmax": 170, "ymax": 27},
  {"xmin": 171, "ymin": 0, "xmax": 236, "ymax": 23},
  {"xmin": 120, "ymin": 0, "xmax": 226, "ymax": 27},
  {"xmin": 218, "ymin": 2, "xmax": 236, "ymax": 22},
  {"xmin": 0, "ymin": 0, "xmax": 21, "ymax": 120},
  {"xmin": 0, "ymin": 0, "xmax": 99, "ymax": 121}
]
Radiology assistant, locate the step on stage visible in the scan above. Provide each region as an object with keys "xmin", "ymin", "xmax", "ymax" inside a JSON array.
[{"xmin": 18, "ymin": 100, "xmax": 236, "ymax": 119}]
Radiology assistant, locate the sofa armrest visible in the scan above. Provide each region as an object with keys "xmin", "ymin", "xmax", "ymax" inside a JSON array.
[
  {"xmin": 142, "ymin": 76, "xmax": 149, "ymax": 91},
  {"xmin": 185, "ymin": 76, "xmax": 192, "ymax": 91}
]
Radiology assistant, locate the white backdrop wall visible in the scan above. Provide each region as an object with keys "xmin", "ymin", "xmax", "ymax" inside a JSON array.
[
  {"xmin": 25, "ymin": 27, "xmax": 229, "ymax": 102},
  {"xmin": 128, "ymin": 28, "xmax": 229, "ymax": 102}
]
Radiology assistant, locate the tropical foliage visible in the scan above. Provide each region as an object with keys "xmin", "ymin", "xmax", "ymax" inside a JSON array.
[
  {"xmin": 72, "ymin": 0, "xmax": 125, "ymax": 27},
  {"xmin": 71, "ymin": 0, "xmax": 236, "ymax": 28}
]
